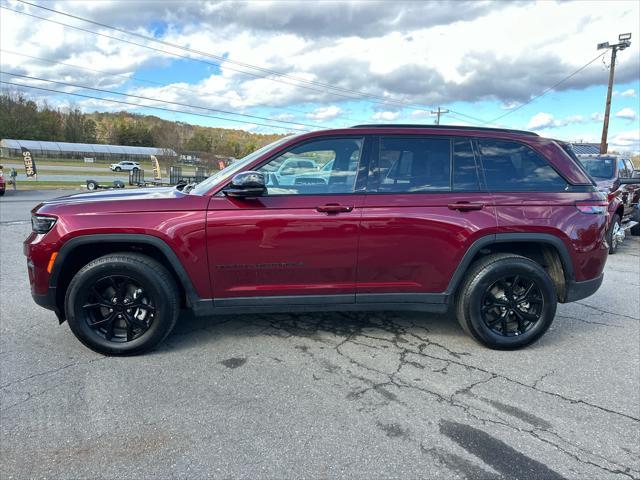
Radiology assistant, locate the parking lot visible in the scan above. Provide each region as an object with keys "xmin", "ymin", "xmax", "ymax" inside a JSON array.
[{"xmin": 1, "ymin": 189, "xmax": 638, "ymax": 479}]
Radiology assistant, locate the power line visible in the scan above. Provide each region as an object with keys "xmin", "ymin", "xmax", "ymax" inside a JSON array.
[
  {"xmin": 486, "ymin": 51, "xmax": 608, "ymax": 124},
  {"xmin": 2, "ymin": 3, "xmax": 446, "ymax": 116},
  {"xmin": 1, "ymin": 71, "xmax": 324, "ymax": 130},
  {"xmin": 0, "ymin": 49, "xmax": 363, "ymax": 123},
  {"xmin": 0, "ymin": 80, "xmax": 309, "ymax": 132}
]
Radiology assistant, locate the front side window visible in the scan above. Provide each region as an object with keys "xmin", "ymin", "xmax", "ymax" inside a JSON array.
[
  {"xmin": 617, "ymin": 158, "xmax": 630, "ymax": 178},
  {"xmin": 257, "ymin": 137, "xmax": 363, "ymax": 195},
  {"xmin": 478, "ymin": 139, "xmax": 567, "ymax": 191},
  {"xmin": 375, "ymin": 137, "xmax": 451, "ymax": 193}
]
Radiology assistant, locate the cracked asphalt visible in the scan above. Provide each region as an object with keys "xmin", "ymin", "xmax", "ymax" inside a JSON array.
[{"xmin": 1, "ymin": 190, "xmax": 639, "ymax": 479}]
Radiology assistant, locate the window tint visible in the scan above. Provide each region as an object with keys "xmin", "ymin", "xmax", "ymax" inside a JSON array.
[
  {"xmin": 257, "ymin": 137, "xmax": 363, "ymax": 195},
  {"xmin": 453, "ymin": 139, "xmax": 479, "ymax": 191},
  {"xmin": 478, "ymin": 140, "xmax": 567, "ymax": 191},
  {"xmin": 376, "ymin": 137, "xmax": 451, "ymax": 193}
]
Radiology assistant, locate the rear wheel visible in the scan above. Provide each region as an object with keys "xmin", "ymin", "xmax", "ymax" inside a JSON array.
[
  {"xmin": 607, "ymin": 213, "xmax": 622, "ymax": 254},
  {"xmin": 65, "ymin": 253, "xmax": 179, "ymax": 355},
  {"xmin": 456, "ymin": 253, "xmax": 557, "ymax": 350}
]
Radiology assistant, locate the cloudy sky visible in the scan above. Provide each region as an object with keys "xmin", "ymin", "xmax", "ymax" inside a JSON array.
[{"xmin": 1, "ymin": 0, "xmax": 639, "ymax": 150}]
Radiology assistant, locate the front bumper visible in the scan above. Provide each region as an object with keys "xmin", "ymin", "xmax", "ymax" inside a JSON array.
[
  {"xmin": 564, "ymin": 273, "xmax": 604, "ymax": 303},
  {"xmin": 31, "ymin": 288, "xmax": 64, "ymax": 323}
]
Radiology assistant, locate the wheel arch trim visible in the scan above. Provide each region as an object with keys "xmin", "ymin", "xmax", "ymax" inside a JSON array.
[
  {"xmin": 50, "ymin": 233, "xmax": 201, "ymax": 307},
  {"xmin": 445, "ymin": 233, "xmax": 574, "ymax": 297}
]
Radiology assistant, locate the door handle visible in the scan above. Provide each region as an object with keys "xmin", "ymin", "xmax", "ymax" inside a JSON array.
[
  {"xmin": 316, "ymin": 204, "xmax": 354, "ymax": 213},
  {"xmin": 448, "ymin": 202, "xmax": 484, "ymax": 211}
]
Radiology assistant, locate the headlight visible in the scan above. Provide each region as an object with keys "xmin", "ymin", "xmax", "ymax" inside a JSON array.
[{"xmin": 31, "ymin": 215, "xmax": 57, "ymax": 233}]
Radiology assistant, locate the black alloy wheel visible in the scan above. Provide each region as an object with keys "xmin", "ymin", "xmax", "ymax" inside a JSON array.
[
  {"xmin": 81, "ymin": 275, "xmax": 155, "ymax": 342},
  {"xmin": 480, "ymin": 274, "xmax": 543, "ymax": 337}
]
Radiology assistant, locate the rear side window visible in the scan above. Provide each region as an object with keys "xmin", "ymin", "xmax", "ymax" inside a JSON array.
[
  {"xmin": 376, "ymin": 137, "xmax": 451, "ymax": 193},
  {"xmin": 453, "ymin": 139, "xmax": 480, "ymax": 191},
  {"xmin": 478, "ymin": 140, "xmax": 567, "ymax": 191}
]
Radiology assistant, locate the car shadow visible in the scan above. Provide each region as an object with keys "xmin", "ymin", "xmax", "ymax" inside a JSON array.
[{"xmin": 161, "ymin": 309, "xmax": 463, "ymax": 354}]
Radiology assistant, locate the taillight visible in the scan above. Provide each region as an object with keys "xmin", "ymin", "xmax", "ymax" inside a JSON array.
[{"xmin": 575, "ymin": 202, "xmax": 607, "ymax": 214}]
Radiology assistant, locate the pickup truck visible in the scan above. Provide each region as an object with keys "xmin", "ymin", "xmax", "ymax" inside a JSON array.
[{"xmin": 578, "ymin": 154, "xmax": 640, "ymax": 253}]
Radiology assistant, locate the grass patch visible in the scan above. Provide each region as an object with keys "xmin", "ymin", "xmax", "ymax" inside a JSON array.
[{"xmin": 10, "ymin": 181, "xmax": 86, "ymax": 190}]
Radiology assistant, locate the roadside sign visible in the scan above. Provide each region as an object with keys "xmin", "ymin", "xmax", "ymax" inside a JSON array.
[
  {"xmin": 150, "ymin": 155, "xmax": 161, "ymax": 181},
  {"xmin": 84, "ymin": 157, "xmax": 95, "ymax": 163},
  {"xmin": 21, "ymin": 147, "xmax": 37, "ymax": 178}
]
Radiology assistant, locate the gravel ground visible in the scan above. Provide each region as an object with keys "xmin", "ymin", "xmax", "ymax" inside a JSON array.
[{"xmin": 1, "ymin": 190, "xmax": 639, "ymax": 479}]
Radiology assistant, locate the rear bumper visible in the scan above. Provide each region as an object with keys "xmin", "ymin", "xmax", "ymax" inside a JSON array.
[{"xmin": 564, "ymin": 273, "xmax": 604, "ymax": 303}]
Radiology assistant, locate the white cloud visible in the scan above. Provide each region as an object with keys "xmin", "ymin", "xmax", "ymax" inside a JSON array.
[
  {"xmin": 591, "ymin": 112, "xmax": 604, "ymax": 121},
  {"xmin": 272, "ymin": 113, "xmax": 295, "ymax": 122},
  {"xmin": 528, "ymin": 112, "xmax": 555, "ymax": 130},
  {"xmin": 615, "ymin": 107, "xmax": 637, "ymax": 121},
  {"xmin": 372, "ymin": 111, "xmax": 400, "ymax": 121},
  {"xmin": 609, "ymin": 130, "xmax": 640, "ymax": 153},
  {"xmin": 527, "ymin": 112, "xmax": 586, "ymax": 130},
  {"xmin": 306, "ymin": 106, "xmax": 342, "ymax": 121},
  {"xmin": 410, "ymin": 109, "xmax": 431, "ymax": 118},
  {"xmin": 1, "ymin": 0, "xmax": 639, "ymax": 132},
  {"xmin": 613, "ymin": 89, "xmax": 636, "ymax": 98}
]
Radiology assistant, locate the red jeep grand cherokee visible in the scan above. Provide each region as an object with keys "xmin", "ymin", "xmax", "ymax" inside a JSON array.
[{"xmin": 25, "ymin": 125, "xmax": 608, "ymax": 355}]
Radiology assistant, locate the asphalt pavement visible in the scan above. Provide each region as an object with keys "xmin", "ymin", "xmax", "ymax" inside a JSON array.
[{"xmin": 1, "ymin": 190, "xmax": 638, "ymax": 479}]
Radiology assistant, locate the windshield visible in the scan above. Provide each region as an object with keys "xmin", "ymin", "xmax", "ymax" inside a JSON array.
[
  {"xmin": 190, "ymin": 136, "xmax": 293, "ymax": 195},
  {"xmin": 579, "ymin": 157, "xmax": 615, "ymax": 180}
]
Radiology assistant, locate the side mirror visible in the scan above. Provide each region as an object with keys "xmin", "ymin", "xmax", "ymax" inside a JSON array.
[
  {"xmin": 632, "ymin": 170, "xmax": 640, "ymax": 179},
  {"xmin": 619, "ymin": 177, "xmax": 640, "ymax": 184},
  {"xmin": 224, "ymin": 171, "xmax": 266, "ymax": 198}
]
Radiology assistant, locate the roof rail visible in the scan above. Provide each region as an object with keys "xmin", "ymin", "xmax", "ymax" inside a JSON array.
[{"xmin": 349, "ymin": 124, "xmax": 539, "ymax": 137}]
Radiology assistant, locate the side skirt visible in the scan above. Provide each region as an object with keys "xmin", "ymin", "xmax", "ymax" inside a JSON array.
[{"xmin": 191, "ymin": 294, "xmax": 449, "ymax": 316}]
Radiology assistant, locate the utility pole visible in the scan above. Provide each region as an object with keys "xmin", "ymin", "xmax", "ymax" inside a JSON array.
[
  {"xmin": 431, "ymin": 107, "xmax": 449, "ymax": 125},
  {"xmin": 597, "ymin": 33, "xmax": 631, "ymax": 154}
]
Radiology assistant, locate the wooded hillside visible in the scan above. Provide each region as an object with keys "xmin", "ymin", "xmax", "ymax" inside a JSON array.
[{"xmin": 0, "ymin": 91, "xmax": 286, "ymax": 158}]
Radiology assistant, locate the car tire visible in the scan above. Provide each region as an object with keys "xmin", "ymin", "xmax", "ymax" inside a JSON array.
[
  {"xmin": 607, "ymin": 213, "xmax": 622, "ymax": 254},
  {"xmin": 455, "ymin": 253, "xmax": 557, "ymax": 350},
  {"xmin": 132, "ymin": 167, "xmax": 139, "ymax": 172},
  {"xmin": 65, "ymin": 253, "xmax": 179, "ymax": 356},
  {"xmin": 115, "ymin": 167, "xmax": 122, "ymax": 172},
  {"xmin": 86, "ymin": 180, "xmax": 98, "ymax": 191},
  {"xmin": 631, "ymin": 210, "xmax": 640, "ymax": 236}
]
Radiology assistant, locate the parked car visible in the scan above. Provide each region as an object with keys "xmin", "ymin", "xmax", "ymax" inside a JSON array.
[
  {"xmin": 110, "ymin": 161, "xmax": 140, "ymax": 172},
  {"xmin": 577, "ymin": 154, "xmax": 640, "ymax": 253},
  {"xmin": 261, "ymin": 157, "xmax": 317, "ymax": 186},
  {"xmin": 26, "ymin": 125, "xmax": 609, "ymax": 355},
  {"xmin": 0, "ymin": 166, "xmax": 5, "ymax": 196}
]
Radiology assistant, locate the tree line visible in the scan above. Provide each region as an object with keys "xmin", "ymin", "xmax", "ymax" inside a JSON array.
[{"xmin": 0, "ymin": 91, "xmax": 285, "ymax": 158}]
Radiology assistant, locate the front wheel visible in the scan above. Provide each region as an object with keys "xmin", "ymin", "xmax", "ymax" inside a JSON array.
[
  {"xmin": 456, "ymin": 253, "xmax": 557, "ymax": 350},
  {"xmin": 114, "ymin": 166, "xmax": 122, "ymax": 172},
  {"xmin": 65, "ymin": 253, "xmax": 179, "ymax": 355}
]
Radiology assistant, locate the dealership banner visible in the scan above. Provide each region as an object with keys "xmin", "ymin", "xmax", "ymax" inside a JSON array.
[
  {"xmin": 21, "ymin": 147, "xmax": 37, "ymax": 178},
  {"xmin": 151, "ymin": 155, "xmax": 161, "ymax": 181}
]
